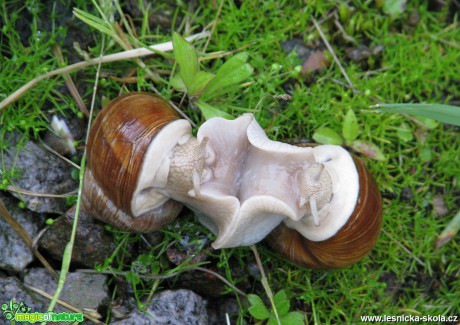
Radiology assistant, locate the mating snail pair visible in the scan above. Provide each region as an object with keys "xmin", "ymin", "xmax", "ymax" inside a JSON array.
[{"xmin": 81, "ymin": 92, "xmax": 382, "ymax": 269}]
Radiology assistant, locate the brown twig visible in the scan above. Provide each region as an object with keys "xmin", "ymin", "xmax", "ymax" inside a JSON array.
[
  {"xmin": 41, "ymin": 142, "xmax": 81, "ymax": 169},
  {"xmin": 311, "ymin": 16, "xmax": 355, "ymax": 92},
  {"xmin": 200, "ymin": 42, "xmax": 256, "ymax": 62},
  {"xmin": 333, "ymin": 12, "xmax": 357, "ymax": 44},
  {"xmin": 0, "ymin": 31, "xmax": 210, "ymax": 111},
  {"xmin": 24, "ymin": 284, "xmax": 104, "ymax": 324},
  {"xmin": 52, "ymin": 45, "xmax": 90, "ymax": 118},
  {"xmin": 6, "ymin": 185, "xmax": 78, "ymax": 198},
  {"xmin": 251, "ymin": 245, "xmax": 281, "ymax": 324},
  {"xmin": 203, "ymin": 0, "xmax": 225, "ymax": 53}
]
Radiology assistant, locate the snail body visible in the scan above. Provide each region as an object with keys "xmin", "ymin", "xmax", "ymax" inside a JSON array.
[
  {"xmin": 82, "ymin": 92, "xmax": 383, "ymax": 269},
  {"xmin": 267, "ymin": 154, "xmax": 382, "ymax": 269}
]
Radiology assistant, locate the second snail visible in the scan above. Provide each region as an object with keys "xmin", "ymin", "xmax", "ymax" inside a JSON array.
[{"xmin": 81, "ymin": 92, "xmax": 383, "ymax": 269}]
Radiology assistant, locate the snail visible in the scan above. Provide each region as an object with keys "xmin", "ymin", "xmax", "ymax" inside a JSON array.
[
  {"xmin": 81, "ymin": 93, "xmax": 184, "ymax": 232},
  {"xmin": 267, "ymin": 153, "xmax": 382, "ymax": 269},
  {"xmin": 81, "ymin": 92, "xmax": 383, "ymax": 269}
]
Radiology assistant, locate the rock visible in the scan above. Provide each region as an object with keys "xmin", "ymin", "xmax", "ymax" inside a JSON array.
[
  {"xmin": 39, "ymin": 207, "xmax": 117, "ymax": 268},
  {"xmin": 0, "ymin": 193, "xmax": 44, "ymax": 272},
  {"xmin": 0, "ymin": 276, "xmax": 47, "ymax": 314},
  {"xmin": 3, "ymin": 132, "xmax": 78, "ymax": 214},
  {"xmin": 23, "ymin": 268, "xmax": 108, "ymax": 313},
  {"xmin": 110, "ymin": 289, "xmax": 208, "ymax": 325},
  {"xmin": 282, "ymin": 38, "xmax": 312, "ymax": 61}
]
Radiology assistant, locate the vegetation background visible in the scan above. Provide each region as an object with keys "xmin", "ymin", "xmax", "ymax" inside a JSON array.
[{"xmin": 0, "ymin": 0, "xmax": 459, "ymax": 324}]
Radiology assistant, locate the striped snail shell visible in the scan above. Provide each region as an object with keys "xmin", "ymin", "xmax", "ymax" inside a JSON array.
[{"xmin": 81, "ymin": 92, "xmax": 184, "ymax": 232}]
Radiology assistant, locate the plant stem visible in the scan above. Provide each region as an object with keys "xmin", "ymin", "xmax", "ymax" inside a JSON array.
[
  {"xmin": 251, "ymin": 245, "xmax": 281, "ymax": 325},
  {"xmin": 0, "ymin": 31, "xmax": 210, "ymax": 111}
]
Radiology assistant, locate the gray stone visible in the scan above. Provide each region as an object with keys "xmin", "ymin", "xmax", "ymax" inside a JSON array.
[
  {"xmin": 23, "ymin": 268, "xmax": 108, "ymax": 313},
  {"xmin": 3, "ymin": 132, "xmax": 78, "ymax": 214},
  {"xmin": 39, "ymin": 206, "xmax": 117, "ymax": 268},
  {"xmin": 0, "ymin": 276, "xmax": 47, "ymax": 314},
  {"xmin": 0, "ymin": 193, "xmax": 44, "ymax": 272},
  {"xmin": 111, "ymin": 289, "xmax": 208, "ymax": 325}
]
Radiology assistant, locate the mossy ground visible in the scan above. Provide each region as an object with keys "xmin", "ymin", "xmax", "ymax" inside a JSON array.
[{"xmin": 1, "ymin": 1, "xmax": 459, "ymax": 324}]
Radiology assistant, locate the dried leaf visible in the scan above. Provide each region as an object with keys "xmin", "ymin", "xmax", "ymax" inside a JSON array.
[
  {"xmin": 435, "ymin": 211, "xmax": 460, "ymax": 250},
  {"xmin": 351, "ymin": 140, "xmax": 386, "ymax": 160},
  {"xmin": 433, "ymin": 195, "xmax": 449, "ymax": 217},
  {"xmin": 302, "ymin": 50, "xmax": 330, "ymax": 75}
]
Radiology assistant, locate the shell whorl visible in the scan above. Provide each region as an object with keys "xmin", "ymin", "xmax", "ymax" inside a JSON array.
[
  {"xmin": 267, "ymin": 155, "xmax": 382, "ymax": 269},
  {"xmin": 82, "ymin": 92, "xmax": 183, "ymax": 232}
]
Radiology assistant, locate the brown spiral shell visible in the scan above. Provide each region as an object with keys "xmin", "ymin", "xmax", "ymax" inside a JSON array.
[
  {"xmin": 267, "ymin": 154, "xmax": 382, "ymax": 269},
  {"xmin": 81, "ymin": 92, "xmax": 183, "ymax": 232}
]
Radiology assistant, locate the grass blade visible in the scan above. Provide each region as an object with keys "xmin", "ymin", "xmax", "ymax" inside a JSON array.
[
  {"xmin": 372, "ymin": 103, "xmax": 460, "ymax": 126},
  {"xmin": 73, "ymin": 8, "xmax": 115, "ymax": 37}
]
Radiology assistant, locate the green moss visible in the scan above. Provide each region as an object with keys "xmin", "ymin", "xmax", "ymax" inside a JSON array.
[{"xmin": 1, "ymin": 0, "xmax": 458, "ymax": 323}]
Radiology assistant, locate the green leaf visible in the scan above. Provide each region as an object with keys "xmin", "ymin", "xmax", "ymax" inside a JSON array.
[
  {"xmin": 396, "ymin": 123, "xmax": 413, "ymax": 142},
  {"xmin": 419, "ymin": 147, "xmax": 432, "ymax": 162},
  {"xmin": 73, "ymin": 8, "xmax": 115, "ymax": 37},
  {"xmin": 351, "ymin": 140, "xmax": 386, "ymax": 161},
  {"xmin": 125, "ymin": 270, "xmax": 141, "ymax": 286},
  {"xmin": 372, "ymin": 103, "xmax": 460, "ymax": 126},
  {"xmin": 170, "ymin": 74, "xmax": 187, "ymax": 93},
  {"xmin": 248, "ymin": 294, "xmax": 271, "ymax": 320},
  {"xmin": 188, "ymin": 71, "xmax": 215, "ymax": 97},
  {"xmin": 203, "ymin": 52, "xmax": 253, "ymax": 100},
  {"xmin": 383, "ymin": 0, "xmax": 407, "ymax": 17},
  {"xmin": 195, "ymin": 100, "xmax": 234, "ymax": 120},
  {"xmin": 414, "ymin": 116, "xmax": 439, "ymax": 129},
  {"xmin": 273, "ymin": 290, "xmax": 290, "ymax": 316},
  {"xmin": 342, "ymin": 109, "xmax": 359, "ymax": 144},
  {"xmin": 280, "ymin": 312, "xmax": 305, "ymax": 325},
  {"xmin": 172, "ymin": 32, "xmax": 199, "ymax": 91},
  {"xmin": 313, "ymin": 127, "xmax": 344, "ymax": 145}
]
